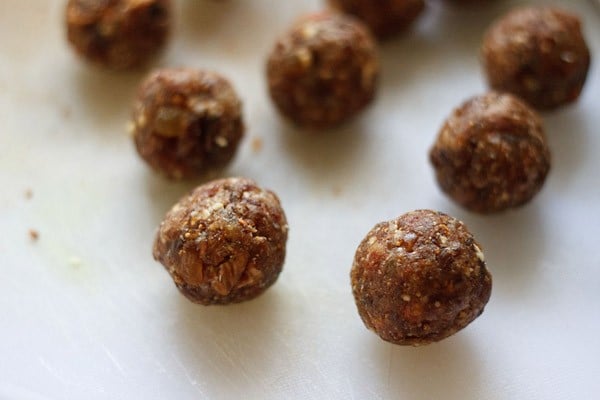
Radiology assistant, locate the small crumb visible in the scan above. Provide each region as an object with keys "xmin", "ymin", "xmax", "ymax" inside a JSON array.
[
  {"xmin": 251, "ymin": 136, "xmax": 263, "ymax": 153},
  {"xmin": 24, "ymin": 189, "xmax": 33, "ymax": 200},
  {"xmin": 68, "ymin": 256, "xmax": 82, "ymax": 268},
  {"xmin": 402, "ymin": 294, "xmax": 411, "ymax": 302},
  {"xmin": 28, "ymin": 229, "xmax": 39, "ymax": 242},
  {"xmin": 62, "ymin": 105, "xmax": 72, "ymax": 119},
  {"xmin": 332, "ymin": 185, "xmax": 342, "ymax": 197}
]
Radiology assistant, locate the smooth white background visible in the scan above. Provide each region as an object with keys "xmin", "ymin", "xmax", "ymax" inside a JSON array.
[{"xmin": 1, "ymin": 0, "xmax": 599, "ymax": 398}]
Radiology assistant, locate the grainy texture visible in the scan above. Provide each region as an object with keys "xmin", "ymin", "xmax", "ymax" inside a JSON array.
[
  {"xmin": 267, "ymin": 12, "xmax": 379, "ymax": 129},
  {"xmin": 66, "ymin": 0, "xmax": 171, "ymax": 70},
  {"xmin": 351, "ymin": 210, "xmax": 492, "ymax": 346},
  {"xmin": 153, "ymin": 178, "xmax": 288, "ymax": 305},
  {"xmin": 327, "ymin": 0, "xmax": 425, "ymax": 39},
  {"xmin": 430, "ymin": 92, "xmax": 551, "ymax": 213},
  {"xmin": 482, "ymin": 6, "xmax": 590, "ymax": 110},
  {"xmin": 132, "ymin": 68, "xmax": 244, "ymax": 180}
]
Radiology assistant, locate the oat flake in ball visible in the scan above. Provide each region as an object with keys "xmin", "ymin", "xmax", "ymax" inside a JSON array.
[
  {"xmin": 267, "ymin": 12, "xmax": 379, "ymax": 129},
  {"xmin": 153, "ymin": 177, "xmax": 288, "ymax": 305},
  {"xmin": 482, "ymin": 6, "xmax": 591, "ymax": 110},
  {"xmin": 429, "ymin": 92, "xmax": 551, "ymax": 214},
  {"xmin": 132, "ymin": 68, "xmax": 244, "ymax": 180},
  {"xmin": 66, "ymin": 0, "xmax": 172, "ymax": 70},
  {"xmin": 351, "ymin": 210, "xmax": 492, "ymax": 346}
]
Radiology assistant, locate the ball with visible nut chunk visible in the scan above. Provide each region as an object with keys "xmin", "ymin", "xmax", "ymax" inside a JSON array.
[
  {"xmin": 327, "ymin": 0, "xmax": 425, "ymax": 40},
  {"xmin": 351, "ymin": 210, "xmax": 492, "ymax": 346},
  {"xmin": 66, "ymin": 0, "xmax": 172, "ymax": 70},
  {"xmin": 481, "ymin": 6, "xmax": 591, "ymax": 110},
  {"xmin": 266, "ymin": 12, "xmax": 379, "ymax": 129},
  {"xmin": 429, "ymin": 92, "xmax": 551, "ymax": 213},
  {"xmin": 153, "ymin": 177, "xmax": 288, "ymax": 305},
  {"xmin": 132, "ymin": 68, "xmax": 244, "ymax": 180}
]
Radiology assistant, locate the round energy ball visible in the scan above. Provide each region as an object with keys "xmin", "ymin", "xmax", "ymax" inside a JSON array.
[
  {"xmin": 153, "ymin": 177, "xmax": 289, "ymax": 305},
  {"xmin": 66, "ymin": 0, "xmax": 171, "ymax": 70},
  {"xmin": 429, "ymin": 92, "xmax": 551, "ymax": 213},
  {"xmin": 266, "ymin": 12, "xmax": 379, "ymax": 129},
  {"xmin": 351, "ymin": 210, "xmax": 492, "ymax": 346},
  {"xmin": 481, "ymin": 6, "xmax": 591, "ymax": 110},
  {"xmin": 327, "ymin": 0, "xmax": 425, "ymax": 39},
  {"xmin": 131, "ymin": 68, "xmax": 244, "ymax": 180}
]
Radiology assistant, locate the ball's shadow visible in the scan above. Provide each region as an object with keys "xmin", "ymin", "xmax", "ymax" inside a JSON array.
[
  {"xmin": 72, "ymin": 66, "xmax": 145, "ymax": 130},
  {"xmin": 370, "ymin": 334, "xmax": 485, "ymax": 399},
  {"xmin": 169, "ymin": 289, "xmax": 284, "ymax": 389},
  {"xmin": 380, "ymin": 0, "xmax": 509, "ymax": 89},
  {"xmin": 543, "ymin": 106, "xmax": 589, "ymax": 191},
  {"xmin": 446, "ymin": 204, "xmax": 546, "ymax": 303},
  {"xmin": 277, "ymin": 117, "xmax": 372, "ymax": 190},
  {"xmin": 178, "ymin": 0, "xmax": 240, "ymax": 39},
  {"xmin": 144, "ymin": 168, "xmax": 240, "ymax": 224}
]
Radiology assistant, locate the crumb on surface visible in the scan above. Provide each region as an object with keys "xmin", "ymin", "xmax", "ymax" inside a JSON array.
[
  {"xmin": 24, "ymin": 189, "xmax": 33, "ymax": 200},
  {"xmin": 68, "ymin": 256, "xmax": 82, "ymax": 268},
  {"xmin": 251, "ymin": 136, "xmax": 263, "ymax": 153},
  {"xmin": 28, "ymin": 229, "xmax": 39, "ymax": 242}
]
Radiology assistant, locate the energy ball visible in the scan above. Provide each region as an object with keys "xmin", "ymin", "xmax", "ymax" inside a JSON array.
[
  {"xmin": 351, "ymin": 210, "xmax": 492, "ymax": 346},
  {"xmin": 66, "ymin": 0, "xmax": 171, "ymax": 70},
  {"xmin": 327, "ymin": 0, "xmax": 425, "ymax": 39},
  {"xmin": 429, "ymin": 92, "xmax": 551, "ymax": 213},
  {"xmin": 153, "ymin": 177, "xmax": 289, "ymax": 305},
  {"xmin": 266, "ymin": 12, "xmax": 379, "ymax": 129},
  {"xmin": 481, "ymin": 6, "xmax": 591, "ymax": 110},
  {"xmin": 132, "ymin": 68, "xmax": 244, "ymax": 180}
]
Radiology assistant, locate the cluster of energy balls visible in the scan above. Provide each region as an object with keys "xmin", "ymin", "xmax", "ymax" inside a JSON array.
[{"xmin": 66, "ymin": 0, "xmax": 590, "ymax": 346}]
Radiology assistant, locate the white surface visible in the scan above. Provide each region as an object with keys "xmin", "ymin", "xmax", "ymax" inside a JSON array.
[{"xmin": 1, "ymin": 0, "xmax": 599, "ymax": 399}]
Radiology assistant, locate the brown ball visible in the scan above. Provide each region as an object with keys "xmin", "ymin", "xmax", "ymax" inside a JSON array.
[
  {"xmin": 429, "ymin": 92, "xmax": 551, "ymax": 213},
  {"xmin": 66, "ymin": 0, "xmax": 171, "ymax": 70},
  {"xmin": 266, "ymin": 12, "xmax": 379, "ymax": 129},
  {"xmin": 153, "ymin": 177, "xmax": 289, "ymax": 305},
  {"xmin": 481, "ymin": 6, "xmax": 591, "ymax": 110},
  {"xmin": 351, "ymin": 210, "xmax": 492, "ymax": 346},
  {"xmin": 327, "ymin": 0, "xmax": 425, "ymax": 39},
  {"xmin": 132, "ymin": 68, "xmax": 244, "ymax": 180}
]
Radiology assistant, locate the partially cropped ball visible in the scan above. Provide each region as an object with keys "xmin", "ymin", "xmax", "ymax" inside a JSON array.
[
  {"xmin": 482, "ymin": 6, "xmax": 591, "ymax": 110},
  {"xmin": 267, "ymin": 12, "xmax": 379, "ymax": 129},
  {"xmin": 66, "ymin": 0, "xmax": 171, "ymax": 69},
  {"xmin": 132, "ymin": 68, "xmax": 244, "ymax": 180},
  {"xmin": 327, "ymin": 0, "xmax": 425, "ymax": 39},
  {"xmin": 429, "ymin": 92, "xmax": 551, "ymax": 213},
  {"xmin": 153, "ymin": 178, "xmax": 288, "ymax": 305},
  {"xmin": 351, "ymin": 210, "xmax": 492, "ymax": 346}
]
